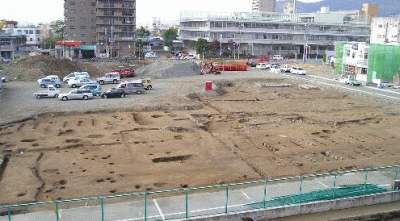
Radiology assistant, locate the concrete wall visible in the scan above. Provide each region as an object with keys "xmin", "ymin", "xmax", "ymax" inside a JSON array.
[{"xmin": 188, "ymin": 191, "xmax": 400, "ymax": 221}]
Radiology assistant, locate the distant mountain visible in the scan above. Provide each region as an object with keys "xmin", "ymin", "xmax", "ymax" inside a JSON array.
[{"xmin": 276, "ymin": 0, "xmax": 398, "ymax": 17}]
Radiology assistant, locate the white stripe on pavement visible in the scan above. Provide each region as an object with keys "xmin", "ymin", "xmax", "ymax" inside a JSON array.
[
  {"xmin": 318, "ymin": 181, "xmax": 329, "ymax": 188},
  {"xmin": 241, "ymin": 190, "xmax": 253, "ymax": 202},
  {"xmin": 153, "ymin": 199, "xmax": 165, "ymax": 220}
]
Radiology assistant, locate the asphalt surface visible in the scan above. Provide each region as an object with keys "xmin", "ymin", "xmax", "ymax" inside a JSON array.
[{"xmin": 0, "ymin": 170, "xmax": 394, "ymax": 221}]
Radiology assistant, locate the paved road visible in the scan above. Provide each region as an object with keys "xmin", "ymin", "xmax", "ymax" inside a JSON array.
[{"xmin": 0, "ymin": 170, "xmax": 394, "ymax": 221}]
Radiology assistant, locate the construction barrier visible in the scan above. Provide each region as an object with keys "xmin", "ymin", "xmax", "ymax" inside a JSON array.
[{"xmin": 216, "ymin": 64, "xmax": 248, "ymax": 71}]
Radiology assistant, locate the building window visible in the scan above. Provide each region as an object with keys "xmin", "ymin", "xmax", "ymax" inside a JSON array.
[
  {"xmin": 70, "ymin": 1, "xmax": 75, "ymax": 5},
  {"xmin": 70, "ymin": 10, "xmax": 75, "ymax": 13},
  {"xmin": 81, "ymin": 17, "xmax": 86, "ymax": 21},
  {"xmin": 378, "ymin": 25, "xmax": 383, "ymax": 28},
  {"xmin": 24, "ymin": 30, "xmax": 28, "ymax": 34},
  {"xmin": 91, "ymin": 2, "xmax": 96, "ymax": 6},
  {"xmin": 36, "ymin": 30, "xmax": 41, "ymax": 34},
  {"xmin": 70, "ymin": 17, "xmax": 75, "ymax": 21},
  {"xmin": 37, "ymin": 38, "xmax": 40, "ymax": 41},
  {"xmin": 30, "ymin": 38, "xmax": 33, "ymax": 41},
  {"xmin": 70, "ymin": 26, "xmax": 76, "ymax": 30},
  {"xmin": 29, "ymin": 30, "xmax": 33, "ymax": 34},
  {"xmin": 17, "ymin": 30, "xmax": 22, "ymax": 33},
  {"xmin": 80, "ymin": 26, "xmax": 86, "ymax": 29}
]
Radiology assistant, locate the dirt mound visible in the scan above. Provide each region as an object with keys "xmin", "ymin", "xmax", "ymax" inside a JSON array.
[
  {"xmin": 3, "ymin": 55, "xmax": 86, "ymax": 81},
  {"xmin": 137, "ymin": 60, "xmax": 201, "ymax": 79}
]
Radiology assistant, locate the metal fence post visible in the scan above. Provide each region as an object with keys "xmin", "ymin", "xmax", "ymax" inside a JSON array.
[
  {"xmin": 263, "ymin": 180, "xmax": 268, "ymax": 208},
  {"xmin": 185, "ymin": 189, "xmax": 189, "ymax": 219},
  {"xmin": 144, "ymin": 192, "xmax": 147, "ymax": 221},
  {"xmin": 225, "ymin": 184, "xmax": 229, "ymax": 214},
  {"xmin": 364, "ymin": 169, "xmax": 369, "ymax": 194},
  {"xmin": 299, "ymin": 176, "xmax": 303, "ymax": 194},
  {"xmin": 7, "ymin": 206, "xmax": 11, "ymax": 221},
  {"xmin": 55, "ymin": 202, "xmax": 59, "ymax": 221},
  {"xmin": 101, "ymin": 197, "xmax": 105, "ymax": 221},
  {"xmin": 394, "ymin": 166, "xmax": 399, "ymax": 191},
  {"xmin": 333, "ymin": 173, "xmax": 337, "ymax": 188}
]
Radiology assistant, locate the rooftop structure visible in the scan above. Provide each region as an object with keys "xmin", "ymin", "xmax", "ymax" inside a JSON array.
[{"xmin": 252, "ymin": 0, "xmax": 276, "ymax": 13}]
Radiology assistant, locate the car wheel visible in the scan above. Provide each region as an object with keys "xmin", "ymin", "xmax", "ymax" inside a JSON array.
[
  {"xmin": 40, "ymin": 84, "xmax": 45, "ymax": 88},
  {"xmin": 71, "ymin": 84, "xmax": 76, "ymax": 88},
  {"xmin": 146, "ymin": 85, "xmax": 152, "ymax": 90},
  {"xmin": 83, "ymin": 95, "xmax": 88, "ymax": 100},
  {"xmin": 99, "ymin": 81, "xmax": 104, "ymax": 85},
  {"xmin": 54, "ymin": 94, "xmax": 59, "ymax": 98},
  {"xmin": 103, "ymin": 94, "xmax": 107, "ymax": 99},
  {"xmin": 113, "ymin": 79, "xmax": 117, "ymax": 84},
  {"xmin": 62, "ymin": 96, "xmax": 68, "ymax": 101},
  {"xmin": 121, "ymin": 94, "xmax": 126, "ymax": 98},
  {"xmin": 55, "ymin": 84, "xmax": 60, "ymax": 88}
]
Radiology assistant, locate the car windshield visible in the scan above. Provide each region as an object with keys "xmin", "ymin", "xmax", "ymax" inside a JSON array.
[
  {"xmin": 298, "ymin": 68, "xmax": 304, "ymax": 70},
  {"xmin": 109, "ymin": 88, "xmax": 117, "ymax": 92}
]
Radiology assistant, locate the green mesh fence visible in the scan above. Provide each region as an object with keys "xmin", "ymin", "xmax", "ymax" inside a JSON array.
[
  {"xmin": 334, "ymin": 42, "xmax": 345, "ymax": 76},
  {"xmin": 248, "ymin": 184, "xmax": 388, "ymax": 209},
  {"xmin": 368, "ymin": 44, "xmax": 400, "ymax": 82}
]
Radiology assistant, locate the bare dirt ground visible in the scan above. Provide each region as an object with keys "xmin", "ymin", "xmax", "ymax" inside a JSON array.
[{"xmin": 1, "ymin": 73, "xmax": 400, "ymax": 205}]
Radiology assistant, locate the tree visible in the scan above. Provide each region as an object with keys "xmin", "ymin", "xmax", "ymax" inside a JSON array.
[
  {"xmin": 196, "ymin": 38, "xmax": 208, "ymax": 59},
  {"xmin": 162, "ymin": 28, "xmax": 178, "ymax": 48},
  {"xmin": 210, "ymin": 38, "xmax": 220, "ymax": 54},
  {"xmin": 43, "ymin": 20, "xmax": 65, "ymax": 49},
  {"xmin": 136, "ymin": 26, "xmax": 150, "ymax": 38}
]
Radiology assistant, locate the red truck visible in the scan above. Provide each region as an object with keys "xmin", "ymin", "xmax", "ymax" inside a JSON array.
[{"xmin": 111, "ymin": 69, "xmax": 137, "ymax": 78}]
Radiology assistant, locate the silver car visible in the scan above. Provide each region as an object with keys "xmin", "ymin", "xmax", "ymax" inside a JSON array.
[
  {"xmin": 59, "ymin": 89, "xmax": 93, "ymax": 101},
  {"xmin": 117, "ymin": 80, "xmax": 145, "ymax": 94}
]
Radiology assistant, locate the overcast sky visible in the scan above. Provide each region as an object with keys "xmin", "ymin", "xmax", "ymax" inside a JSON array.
[{"xmin": 0, "ymin": 0, "xmax": 322, "ymax": 27}]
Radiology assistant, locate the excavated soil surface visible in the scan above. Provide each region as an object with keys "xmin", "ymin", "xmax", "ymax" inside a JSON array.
[{"xmin": 1, "ymin": 78, "xmax": 400, "ymax": 206}]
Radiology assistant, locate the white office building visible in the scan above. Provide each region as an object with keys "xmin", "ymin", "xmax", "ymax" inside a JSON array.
[
  {"xmin": 2, "ymin": 25, "xmax": 44, "ymax": 46},
  {"xmin": 179, "ymin": 9, "xmax": 371, "ymax": 58},
  {"xmin": 371, "ymin": 16, "xmax": 400, "ymax": 44}
]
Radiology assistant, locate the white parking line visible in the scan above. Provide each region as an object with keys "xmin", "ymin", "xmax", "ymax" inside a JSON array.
[
  {"xmin": 318, "ymin": 181, "xmax": 329, "ymax": 188},
  {"xmin": 241, "ymin": 190, "xmax": 253, "ymax": 202},
  {"xmin": 153, "ymin": 199, "xmax": 165, "ymax": 220}
]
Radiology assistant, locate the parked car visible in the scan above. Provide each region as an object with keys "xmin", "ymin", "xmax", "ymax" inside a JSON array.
[
  {"xmin": 68, "ymin": 78, "xmax": 96, "ymax": 88},
  {"xmin": 117, "ymin": 80, "xmax": 145, "ymax": 94},
  {"xmin": 290, "ymin": 67, "xmax": 307, "ymax": 75},
  {"xmin": 256, "ymin": 63, "xmax": 270, "ymax": 70},
  {"xmin": 111, "ymin": 69, "xmax": 137, "ymax": 78},
  {"xmin": 63, "ymin": 72, "xmax": 90, "ymax": 83},
  {"xmin": 142, "ymin": 78, "xmax": 152, "ymax": 90},
  {"xmin": 97, "ymin": 73, "xmax": 121, "ymax": 85},
  {"xmin": 272, "ymin": 55, "xmax": 284, "ymax": 61},
  {"xmin": 184, "ymin": 54, "xmax": 196, "ymax": 60},
  {"xmin": 344, "ymin": 76, "xmax": 361, "ymax": 86},
  {"xmin": 34, "ymin": 85, "xmax": 59, "ymax": 98},
  {"xmin": 59, "ymin": 89, "xmax": 93, "ymax": 101},
  {"xmin": 38, "ymin": 78, "xmax": 62, "ymax": 88},
  {"xmin": 79, "ymin": 83, "xmax": 102, "ymax": 96},
  {"xmin": 101, "ymin": 88, "xmax": 126, "ymax": 99},
  {"xmin": 270, "ymin": 65, "xmax": 281, "ymax": 74},
  {"xmin": 280, "ymin": 65, "xmax": 292, "ymax": 73},
  {"xmin": 246, "ymin": 61, "xmax": 257, "ymax": 67},
  {"xmin": 145, "ymin": 52, "xmax": 158, "ymax": 58},
  {"xmin": 38, "ymin": 75, "xmax": 60, "ymax": 82}
]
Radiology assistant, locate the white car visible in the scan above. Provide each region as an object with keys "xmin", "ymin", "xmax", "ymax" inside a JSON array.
[
  {"xmin": 59, "ymin": 89, "xmax": 94, "ymax": 101},
  {"xmin": 97, "ymin": 73, "xmax": 121, "ymax": 85},
  {"xmin": 63, "ymin": 72, "xmax": 90, "ymax": 82},
  {"xmin": 145, "ymin": 52, "xmax": 158, "ymax": 58},
  {"xmin": 68, "ymin": 78, "xmax": 96, "ymax": 88},
  {"xmin": 37, "ymin": 75, "xmax": 60, "ymax": 83},
  {"xmin": 256, "ymin": 63, "xmax": 270, "ymax": 70},
  {"xmin": 272, "ymin": 55, "xmax": 283, "ymax": 61},
  {"xmin": 290, "ymin": 67, "xmax": 307, "ymax": 75},
  {"xmin": 270, "ymin": 65, "xmax": 281, "ymax": 74}
]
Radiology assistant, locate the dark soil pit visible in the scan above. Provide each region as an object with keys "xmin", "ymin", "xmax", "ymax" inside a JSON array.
[
  {"xmin": 65, "ymin": 139, "xmax": 80, "ymax": 144},
  {"xmin": 154, "ymin": 182, "xmax": 167, "ymax": 188},
  {"xmin": 110, "ymin": 189, "xmax": 117, "ymax": 193},
  {"xmin": 152, "ymin": 155, "xmax": 192, "ymax": 163},
  {"xmin": 16, "ymin": 193, "xmax": 25, "ymax": 197},
  {"xmin": 58, "ymin": 129, "xmax": 74, "ymax": 136},
  {"xmin": 151, "ymin": 115, "xmax": 163, "ymax": 118},
  {"xmin": 87, "ymin": 134, "xmax": 105, "ymax": 138},
  {"xmin": 174, "ymin": 135, "xmax": 183, "ymax": 140},
  {"xmin": 96, "ymin": 179, "xmax": 105, "ymax": 183},
  {"xmin": 20, "ymin": 139, "xmax": 36, "ymax": 143},
  {"xmin": 135, "ymin": 185, "xmax": 141, "ymax": 189}
]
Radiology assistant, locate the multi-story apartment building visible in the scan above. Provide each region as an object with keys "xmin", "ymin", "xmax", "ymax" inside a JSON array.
[
  {"xmin": 179, "ymin": 8, "xmax": 372, "ymax": 58},
  {"xmin": 371, "ymin": 16, "xmax": 400, "ymax": 44},
  {"xmin": 2, "ymin": 25, "xmax": 44, "ymax": 47},
  {"xmin": 252, "ymin": 0, "xmax": 276, "ymax": 13},
  {"xmin": 64, "ymin": 0, "xmax": 136, "ymax": 57}
]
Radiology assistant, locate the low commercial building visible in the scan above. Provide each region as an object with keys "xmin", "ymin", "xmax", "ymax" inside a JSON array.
[
  {"xmin": 335, "ymin": 42, "xmax": 400, "ymax": 85},
  {"xmin": 179, "ymin": 5, "xmax": 373, "ymax": 58},
  {"xmin": 0, "ymin": 35, "xmax": 26, "ymax": 59}
]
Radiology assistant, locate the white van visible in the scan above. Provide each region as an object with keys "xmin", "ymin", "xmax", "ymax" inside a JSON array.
[
  {"xmin": 272, "ymin": 55, "xmax": 283, "ymax": 61},
  {"xmin": 117, "ymin": 80, "xmax": 146, "ymax": 94}
]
